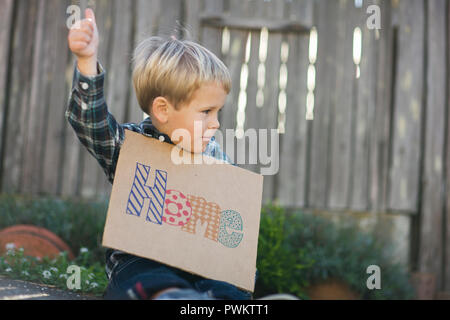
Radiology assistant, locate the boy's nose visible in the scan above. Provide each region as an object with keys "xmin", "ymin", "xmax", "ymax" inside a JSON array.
[{"xmin": 208, "ymin": 117, "xmax": 220, "ymax": 130}]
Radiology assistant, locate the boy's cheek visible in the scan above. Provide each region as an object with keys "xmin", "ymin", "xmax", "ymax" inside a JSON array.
[{"xmin": 170, "ymin": 126, "xmax": 207, "ymax": 154}]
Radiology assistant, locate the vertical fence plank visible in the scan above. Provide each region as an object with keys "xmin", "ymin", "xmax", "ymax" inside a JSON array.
[
  {"xmin": 277, "ymin": 0, "xmax": 312, "ymax": 207},
  {"xmin": 40, "ymin": 0, "xmax": 72, "ymax": 195},
  {"xmin": 217, "ymin": 0, "xmax": 244, "ymax": 165},
  {"xmin": 293, "ymin": 0, "xmax": 314, "ymax": 208},
  {"xmin": 387, "ymin": 0, "xmax": 425, "ymax": 212},
  {"xmin": 126, "ymin": 0, "xmax": 157, "ymax": 124},
  {"xmin": 371, "ymin": 0, "xmax": 394, "ymax": 213},
  {"xmin": 327, "ymin": 0, "xmax": 357, "ymax": 210},
  {"xmin": 0, "ymin": 0, "xmax": 14, "ymax": 188},
  {"xmin": 446, "ymin": 0, "xmax": 450, "ymax": 290},
  {"xmin": 200, "ymin": 0, "xmax": 223, "ymax": 60},
  {"xmin": 15, "ymin": 1, "xmax": 36, "ymax": 193},
  {"xmin": 217, "ymin": 0, "xmax": 241, "ymax": 134},
  {"xmin": 183, "ymin": 0, "xmax": 202, "ymax": 41},
  {"xmin": 351, "ymin": 2, "xmax": 378, "ymax": 211},
  {"xmin": 276, "ymin": 34, "xmax": 307, "ymax": 206},
  {"xmin": 156, "ymin": 0, "xmax": 183, "ymax": 38},
  {"xmin": 21, "ymin": 0, "xmax": 53, "ymax": 194},
  {"xmin": 418, "ymin": 0, "xmax": 447, "ymax": 292},
  {"xmin": 258, "ymin": 0, "xmax": 284, "ymax": 204},
  {"xmin": 227, "ymin": 0, "xmax": 261, "ymax": 174},
  {"xmin": 240, "ymin": 26, "xmax": 260, "ymax": 174},
  {"xmin": 1, "ymin": 0, "xmax": 37, "ymax": 193},
  {"xmin": 308, "ymin": 0, "xmax": 338, "ymax": 208},
  {"xmin": 61, "ymin": 0, "xmax": 88, "ymax": 197}
]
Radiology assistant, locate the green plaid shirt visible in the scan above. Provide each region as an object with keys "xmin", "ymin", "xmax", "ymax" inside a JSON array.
[{"xmin": 65, "ymin": 61, "xmax": 233, "ymax": 278}]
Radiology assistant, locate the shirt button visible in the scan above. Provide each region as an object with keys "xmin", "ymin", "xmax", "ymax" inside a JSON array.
[
  {"xmin": 159, "ymin": 136, "xmax": 165, "ymax": 142},
  {"xmin": 81, "ymin": 101, "xmax": 88, "ymax": 110},
  {"xmin": 80, "ymin": 82, "xmax": 89, "ymax": 90}
]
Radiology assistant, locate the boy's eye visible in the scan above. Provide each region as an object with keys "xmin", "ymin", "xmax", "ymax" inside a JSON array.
[{"xmin": 202, "ymin": 107, "xmax": 224, "ymax": 114}]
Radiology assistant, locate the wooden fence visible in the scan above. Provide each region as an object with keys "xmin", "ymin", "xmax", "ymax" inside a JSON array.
[{"xmin": 0, "ymin": 0, "xmax": 449, "ymax": 294}]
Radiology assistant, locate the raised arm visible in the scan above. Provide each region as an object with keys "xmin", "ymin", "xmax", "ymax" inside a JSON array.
[{"xmin": 66, "ymin": 8, "xmax": 124, "ymax": 183}]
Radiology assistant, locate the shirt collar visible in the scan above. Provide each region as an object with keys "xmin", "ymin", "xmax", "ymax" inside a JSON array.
[{"xmin": 140, "ymin": 117, "xmax": 174, "ymax": 145}]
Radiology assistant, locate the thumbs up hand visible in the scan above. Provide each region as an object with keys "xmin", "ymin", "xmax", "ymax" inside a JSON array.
[{"xmin": 68, "ymin": 8, "xmax": 99, "ymax": 75}]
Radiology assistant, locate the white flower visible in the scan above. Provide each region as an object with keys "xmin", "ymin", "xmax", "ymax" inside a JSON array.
[
  {"xmin": 90, "ymin": 282, "xmax": 99, "ymax": 288},
  {"xmin": 21, "ymin": 271, "xmax": 30, "ymax": 276},
  {"xmin": 50, "ymin": 267, "xmax": 58, "ymax": 273},
  {"xmin": 5, "ymin": 267, "xmax": 12, "ymax": 273},
  {"xmin": 85, "ymin": 280, "xmax": 90, "ymax": 285},
  {"xmin": 5, "ymin": 243, "xmax": 15, "ymax": 250},
  {"xmin": 42, "ymin": 270, "xmax": 51, "ymax": 279},
  {"xmin": 59, "ymin": 274, "xmax": 68, "ymax": 279},
  {"xmin": 80, "ymin": 247, "xmax": 88, "ymax": 254},
  {"xmin": 88, "ymin": 273, "xmax": 95, "ymax": 280}
]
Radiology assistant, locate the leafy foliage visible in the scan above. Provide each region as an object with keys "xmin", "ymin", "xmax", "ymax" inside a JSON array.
[{"xmin": 255, "ymin": 202, "xmax": 415, "ymax": 300}]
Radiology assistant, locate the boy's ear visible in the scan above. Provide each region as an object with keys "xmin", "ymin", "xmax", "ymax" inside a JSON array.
[{"xmin": 151, "ymin": 97, "xmax": 170, "ymax": 123}]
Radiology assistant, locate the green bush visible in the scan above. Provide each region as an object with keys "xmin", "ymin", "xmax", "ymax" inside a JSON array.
[{"xmin": 254, "ymin": 202, "xmax": 415, "ymax": 300}]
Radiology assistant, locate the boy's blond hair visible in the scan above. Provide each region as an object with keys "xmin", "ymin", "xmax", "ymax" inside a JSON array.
[{"xmin": 132, "ymin": 36, "xmax": 231, "ymax": 114}]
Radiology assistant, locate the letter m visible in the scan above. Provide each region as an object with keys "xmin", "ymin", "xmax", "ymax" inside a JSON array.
[{"xmin": 126, "ymin": 162, "xmax": 168, "ymax": 224}]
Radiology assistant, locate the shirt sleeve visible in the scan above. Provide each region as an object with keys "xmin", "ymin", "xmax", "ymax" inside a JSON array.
[{"xmin": 65, "ymin": 61, "xmax": 124, "ymax": 183}]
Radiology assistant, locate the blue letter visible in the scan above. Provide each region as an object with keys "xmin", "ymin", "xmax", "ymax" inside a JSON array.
[{"xmin": 126, "ymin": 162, "xmax": 168, "ymax": 224}]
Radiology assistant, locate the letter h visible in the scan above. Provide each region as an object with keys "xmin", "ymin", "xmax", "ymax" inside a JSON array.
[{"xmin": 126, "ymin": 162, "xmax": 168, "ymax": 224}]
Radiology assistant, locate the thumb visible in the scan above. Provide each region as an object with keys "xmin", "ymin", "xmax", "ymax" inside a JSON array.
[{"xmin": 85, "ymin": 8, "xmax": 96, "ymax": 24}]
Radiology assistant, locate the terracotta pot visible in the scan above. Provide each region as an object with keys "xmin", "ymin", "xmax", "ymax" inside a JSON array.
[
  {"xmin": 306, "ymin": 279, "xmax": 360, "ymax": 300},
  {"xmin": 0, "ymin": 225, "xmax": 75, "ymax": 260}
]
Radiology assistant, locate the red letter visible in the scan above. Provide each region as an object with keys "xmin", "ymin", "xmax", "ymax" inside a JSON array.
[{"xmin": 162, "ymin": 189, "xmax": 192, "ymax": 226}]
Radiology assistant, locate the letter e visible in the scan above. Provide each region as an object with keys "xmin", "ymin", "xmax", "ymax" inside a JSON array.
[{"xmin": 218, "ymin": 210, "xmax": 244, "ymax": 248}]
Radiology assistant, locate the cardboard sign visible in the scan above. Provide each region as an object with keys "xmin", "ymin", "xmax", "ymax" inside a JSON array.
[{"xmin": 102, "ymin": 130, "xmax": 263, "ymax": 292}]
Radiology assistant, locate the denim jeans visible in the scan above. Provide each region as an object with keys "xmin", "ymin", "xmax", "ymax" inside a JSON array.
[{"xmin": 103, "ymin": 255, "xmax": 252, "ymax": 300}]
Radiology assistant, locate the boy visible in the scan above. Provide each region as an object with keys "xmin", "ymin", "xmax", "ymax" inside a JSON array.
[{"xmin": 66, "ymin": 8, "xmax": 250, "ymax": 300}]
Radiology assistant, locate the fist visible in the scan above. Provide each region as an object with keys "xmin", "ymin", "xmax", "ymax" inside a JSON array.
[{"xmin": 68, "ymin": 8, "xmax": 99, "ymax": 60}]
